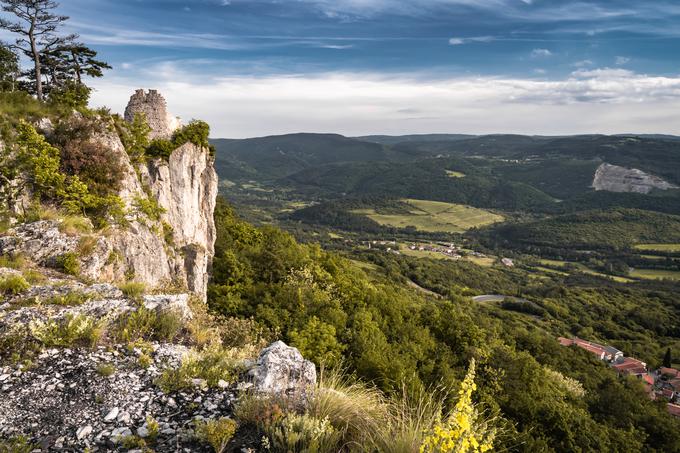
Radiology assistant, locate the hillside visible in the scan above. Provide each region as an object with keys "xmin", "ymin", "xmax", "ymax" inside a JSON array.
[
  {"xmin": 211, "ymin": 133, "xmax": 410, "ymax": 181},
  {"xmin": 485, "ymin": 208, "xmax": 680, "ymax": 250}
]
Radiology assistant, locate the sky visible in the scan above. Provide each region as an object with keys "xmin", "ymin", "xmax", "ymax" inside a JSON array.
[{"xmin": 6, "ymin": 0, "xmax": 680, "ymax": 137}]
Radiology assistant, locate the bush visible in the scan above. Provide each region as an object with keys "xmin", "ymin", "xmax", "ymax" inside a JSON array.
[
  {"xmin": 195, "ymin": 417, "xmax": 238, "ymax": 453},
  {"xmin": 0, "ymin": 435, "xmax": 37, "ymax": 453},
  {"xmin": 133, "ymin": 195, "xmax": 165, "ymax": 222},
  {"xmin": 0, "ymin": 274, "xmax": 30, "ymax": 295},
  {"xmin": 96, "ymin": 362, "xmax": 116, "ymax": 377},
  {"xmin": 56, "ymin": 252, "xmax": 80, "ymax": 276},
  {"xmin": 41, "ymin": 291, "xmax": 90, "ymax": 306},
  {"xmin": 115, "ymin": 113, "xmax": 151, "ymax": 163},
  {"xmin": 0, "ymin": 254, "xmax": 26, "ymax": 269},
  {"xmin": 113, "ymin": 306, "xmax": 183, "ymax": 343},
  {"xmin": 30, "ymin": 314, "xmax": 104, "ymax": 348},
  {"xmin": 156, "ymin": 344, "xmax": 245, "ymax": 393},
  {"xmin": 48, "ymin": 81, "xmax": 91, "ymax": 110},
  {"xmin": 118, "ymin": 281, "xmax": 146, "ymax": 298},
  {"xmin": 59, "ymin": 215, "xmax": 92, "ymax": 235},
  {"xmin": 144, "ymin": 120, "xmax": 212, "ymax": 161},
  {"xmin": 264, "ymin": 413, "xmax": 341, "ymax": 453}
]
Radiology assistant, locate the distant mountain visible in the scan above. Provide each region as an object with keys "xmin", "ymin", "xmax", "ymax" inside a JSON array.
[
  {"xmin": 354, "ymin": 134, "xmax": 476, "ymax": 145},
  {"xmin": 211, "ymin": 133, "xmax": 411, "ymax": 180}
]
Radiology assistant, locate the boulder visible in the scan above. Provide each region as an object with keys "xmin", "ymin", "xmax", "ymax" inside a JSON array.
[
  {"xmin": 248, "ymin": 341, "xmax": 316, "ymax": 399},
  {"xmin": 143, "ymin": 294, "xmax": 193, "ymax": 321}
]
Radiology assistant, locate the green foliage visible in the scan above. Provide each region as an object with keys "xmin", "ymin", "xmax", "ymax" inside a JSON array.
[
  {"xmin": 58, "ymin": 215, "xmax": 92, "ymax": 235},
  {"xmin": 115, "ymin": 113, "xmax": 151, "ymax": 163},
  {"xmin": 145, "ymin": 120, "xmax": 212, "ymax": 160},
  {"xmin": 15, "ymin": 120, "xmax": 65, "ymax": 199},
  {"xmin": 56, "ymin": 252, "xmax": 80, "ymax": 276},
  {"xmin": 48, "ymin": 81, "xmax": 91, "ymax": 110},
  {"xmin": 96, "ymin": 362, "xmax": 116, "ymax": 377},
  {"xmin": 210, "ymin": 197, "xmax": 680, "ymax": 451},
  {"xmin": 486, "ymin": 208, "xmax": 680, "ymax": 250},
  {"xmin": 118, "ymin": 281, "xmax": 146, "ymax": 299},
  {"xmin": 194, "ymin": 417, "xmax": 237, "ymax": 453},
  {"xmin": 290, "ymin": 317, "xmax": 345, "ymax": 367},
  {"xmin": 29, "ymin": 314, "xmax": 103, "ymax": 348},
  {"xmin": 264, "ymin": 413, "xmax": 341, "ymax": 453},
  {"xmin": 112, "ymin": 306, "xmax": 182, "ymax": 343},
  {"xmin": 0, "ymin": 435, "xmax": 37, "ymax": 453},
  {"xmin": 133, "ymin": 195, "xmax": 165, "ymax": 222},
  {"xmin": 156, "ymin": 345, "xmax": 244, "ymax": 393},
  {"xmin": 0, "ymin": 274, "xmax": 29, "ymax": 295}
]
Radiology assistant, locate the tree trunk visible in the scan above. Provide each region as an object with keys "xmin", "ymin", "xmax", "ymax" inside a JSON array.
[{"xmin": 29, "ymin": 19, "xmax": 42, "ymax": 101}]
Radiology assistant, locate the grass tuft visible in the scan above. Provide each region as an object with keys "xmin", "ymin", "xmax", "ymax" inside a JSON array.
[
  {"xmin": 118, "ymin": 281, "xmax": 146, "ymax": 299},
  {"xmin": 195, "ymin": 417, "xmax": 238, "ymax": 453},
  {"xmin": 29, "ymin": 314, "xmax": 104, "ymax": 348},
  {"xmin": 0, "ymin": 274, "xmax": 30, "ymax": 295}
]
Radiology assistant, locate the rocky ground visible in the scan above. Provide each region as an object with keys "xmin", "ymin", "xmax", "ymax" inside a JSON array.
[{"xmin": 0, "ymin": 268, "xmax": 316, "ymax": 452}]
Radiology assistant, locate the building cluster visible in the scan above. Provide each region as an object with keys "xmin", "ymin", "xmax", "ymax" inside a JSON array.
[
  {"xmin": 559, "ymin": 336, "xmax": 680, "ymax": 417},
  {"xmin": 407, "ymin": 243, "xmax": 463, "ymax": 259}
]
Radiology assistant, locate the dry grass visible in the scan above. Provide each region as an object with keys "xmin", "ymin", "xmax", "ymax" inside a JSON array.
[{"xmin": 59, "ymin": 215, "xmax": 93, "ymax": 236}]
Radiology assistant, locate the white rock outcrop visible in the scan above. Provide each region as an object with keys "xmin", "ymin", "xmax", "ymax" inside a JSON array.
[
  {"xmin": 248, "ymin": 341, "xmax": 317, "ymax": 398},
  {"xmin": 592, "ymin": 163, "xmax": 678, "ymax": 194},
  {"xmin": 0, "ymin": 90, "xmax": 218, "ymax": 300}
]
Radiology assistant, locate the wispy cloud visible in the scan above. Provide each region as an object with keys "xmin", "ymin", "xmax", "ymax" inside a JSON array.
[
  {"xmin": 616, "ymin": 56, "xmax": 631, "ymax": 65},
  {"xmin": 449, "ymin": 36, "xmax": 494, "ymax": 45},
  {"xmin": 530, "ymin": 48, "xmax": 552, "ymax": 58},
  {"xmin": 90, "ymin": 66, "xmax": 680, "ymax": 138}
]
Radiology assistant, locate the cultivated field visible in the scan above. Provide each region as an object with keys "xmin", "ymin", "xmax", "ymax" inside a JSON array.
[
  {"xmin": 354, "ymin": 199, "xmax": 503, "ymax": 233},
  {"xmin": 634, "ymin": 243, "xmax": 680, "ymax": 252},
  {"xmin": 629, "ymin": 269, "xmax": 680, "ymax": 281}
]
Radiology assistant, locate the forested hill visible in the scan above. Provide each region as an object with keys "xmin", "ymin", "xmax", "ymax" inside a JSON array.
[{"xmin": 211, "ymin": 133, "xmax": 411, "ymax": 180}]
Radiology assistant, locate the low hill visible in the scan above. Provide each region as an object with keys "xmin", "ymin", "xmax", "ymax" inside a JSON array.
[
  {"xmin": 211, "ymin": 133, "xmax": 409, "ymax": 180},
  {"xmin": 486, "ymin": 208, "xmax": 680, "ymax": 249}
]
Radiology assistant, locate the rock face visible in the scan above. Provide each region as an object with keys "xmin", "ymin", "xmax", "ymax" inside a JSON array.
[
  {"xmin": 592, "ymin": 163, "xmax": 678, "ymax": 194},
  {"xmin": 124, "ymin": 89, "xmax": 181, "ymax": 140},
  {"xmin": 248, "ymin": 341, "xmax": 317, "ymax": 398},
  {"xmin": 0, "ymin": 90, "xmax": 218, "ymax": 300}
]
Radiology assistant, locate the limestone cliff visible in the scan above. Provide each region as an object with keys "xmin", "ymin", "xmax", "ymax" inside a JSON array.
[
  {"xmin": 0, "ymin": 90, "xmax": 218, "ymax": 300},
  {"xmin": 592, "ymin": 163, "xmax": 678, "ymax": 194}
]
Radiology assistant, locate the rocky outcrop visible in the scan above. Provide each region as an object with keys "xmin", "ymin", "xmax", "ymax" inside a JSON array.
[
  {"xmin": 592, "ymin": 163, "xmax": 678, "ymax": 194},
  {"xmin": 1, "ymin": 90, "xmax": 218, "ymax": 300},
  {"xmin": 0, "ymin": 344, "xmax": 230, "ymax": 451},
  {"xmin": 124, "ymin": 89, "xmax": 181, "ymax": 140},
  {"xmin": 248, "ymin": 341, "xmax": 317, "ymax": 399}
]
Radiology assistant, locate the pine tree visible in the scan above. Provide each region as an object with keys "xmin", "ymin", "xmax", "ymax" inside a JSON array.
[
  {"xmin": 664, "ymin": 347, "xmax": 672, "ymax": 368},
  {"xmin": 0, "ymin": 0, "xmax": 76, "ymax": 100}
]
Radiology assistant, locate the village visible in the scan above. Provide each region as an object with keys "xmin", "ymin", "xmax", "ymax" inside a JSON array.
[
  {"xmin": 364, "ymin": 240, "xmax": 515, "ymax": 267},
  {"xmin": 559, "ymin": 337, "xmax": 680, "ymax": 417}
]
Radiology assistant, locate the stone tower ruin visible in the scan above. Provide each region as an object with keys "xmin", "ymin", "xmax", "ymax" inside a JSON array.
[{"xmin": 124, "ymin": 89, "xmax": 181, "ymax": 140}]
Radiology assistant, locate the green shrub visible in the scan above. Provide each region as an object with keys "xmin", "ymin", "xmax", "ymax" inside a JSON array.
[
  {"xmin": 48, "ymin": 81, "xmax": 91, "ymax": 110},
  {"xmin": 96, "ymin": 362, "xmax": 116, "ymax": 377},
  {"xmin": 156, "ymin": 345, "xmax": 244, "ymax": 393},
  {"xmin": 138, "ymin": 353, "xmax": 153, "ymax": 369},
  {"xmin": 144, "ymin": 120, "xmax": 212, "ymax": 160},
  {"xmin": 113, "ymin": 306, "xmax": 182, "ymax": 343},
  {"xmin": 118, "ymin": 281, "xmax": 146, "ymax": 298},
  {"xmin": 0, "ymin": 435, "xmax": 37, "ymax": 453},
  {"xmin": 0, "ymin": 254, "xmax": 26, "ymax": 269},
  {"xmin": 265, "ymin": 413, "xmax": 341, "ymax": 453},
  {"xmin": 22, "ymin": 269, "xmax": 46, "ymax": 284},
  {"xmin": 41, "ymin": 291, "xmax": 90, "ymax": 306},
  {"xmin": 145, "ymin": 139, "xmax": 175, "ymax": 160},
  {"xmin": 29, "ymin": 314, "xmax": 104, "ymax": 348},
  {"xmin": 133, "ymin": 195, "xmax": 165, "ymax": 222},
  {"xmin": 59, "ymin": 215, "xmax": 92, "ymax": 236},
  {"xmin": 56, "ymin": 252, "xmax": 80, "ymax": 276},
  {"xmin": 115, "ymin": 113, "xmax": 151, "ymax": 163},
  {"xmin": 195, "ymin": 417, "xmax": 237, "ymax": 453},
  {"xmin": 0, "ymin": 274, "xmax": 30, "ymax": 295},
  {"xmin": 77, "ymin": 235, "xmax": 98, "ymax": 256}
]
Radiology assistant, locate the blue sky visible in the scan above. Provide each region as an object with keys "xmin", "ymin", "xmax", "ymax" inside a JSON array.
[{"xmin": 11, "ymin": 0, "xmax": 680, "ymax": 137}]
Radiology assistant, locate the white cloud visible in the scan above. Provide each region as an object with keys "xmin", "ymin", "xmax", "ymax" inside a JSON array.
[
  {"xmin": 530, "ymin": 48, "xmax": 552, "ymax": 58},
  {"xmin": 616, "ymin": 56, "xmax": 631, "ymax": 65},
  {"xmin": 90, "ymin": 66, "xmax": 680, "ymax": 138},
  {"xmin": 572, "ymin": 59, "xmax": 594, "ymax": 68},
  {"xmin": 449, "ymin": 36, "xmax": 494, "ymax": 45}
]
